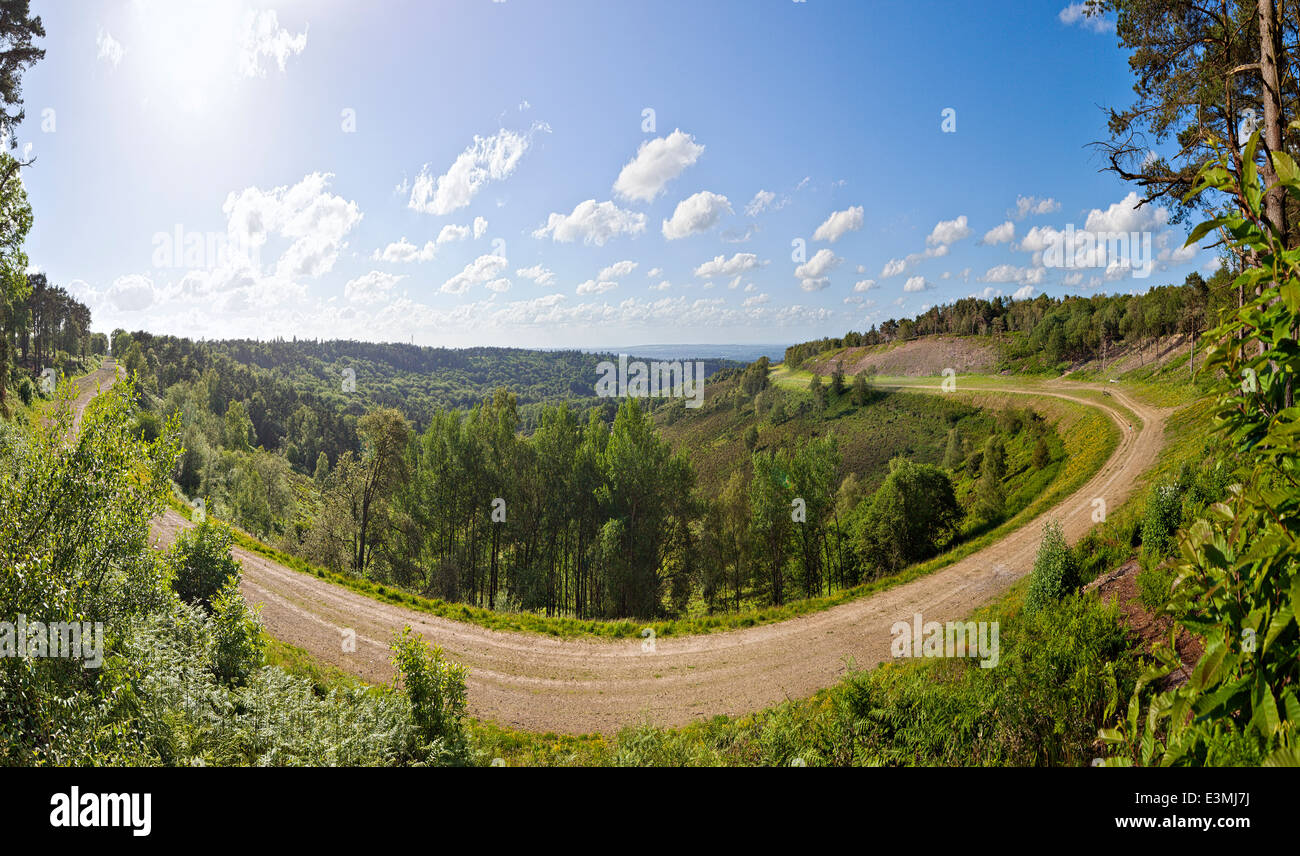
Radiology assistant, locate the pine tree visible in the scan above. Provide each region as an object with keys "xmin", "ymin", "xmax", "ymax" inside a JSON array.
[{"xmin": 830, "ymin": 361, "xmax": 846, "ymax": 396}]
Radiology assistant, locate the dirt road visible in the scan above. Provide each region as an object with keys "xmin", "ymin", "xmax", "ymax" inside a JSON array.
[
  {"xmin": 146, "ymin": 379, "xmax": 1168, "ymax": 736},
  {"xmin": 71, "ymin": 361, "xmax": 121, "ymax": 433},
  {"xmin": 39, "ymin": 359, "xmax": 120, "ymax": 436}
]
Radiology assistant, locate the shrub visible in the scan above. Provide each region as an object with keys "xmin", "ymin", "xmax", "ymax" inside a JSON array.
[
  {"xmin": 169, "ymin": 520, "xmax": 241, "ymax": 609},
  {"xmin": 210, "ymin": 576, "xmax": 265, "ymax": 687},
  {"xmin": 1139, "ymin": 482, "xmax": 1182, "ymax": 560},
  {"xmin": 1031, "ymin": 436, "xmax": 1049, "ymax": 469},
  {"xmin": 390, "ymin": 626, "xmax": 470, "ymax": 763},
  {"xmin": 835, "ymin": 593, "xmax": 1133, "ymax": 766},
  {"xmin": 1025, "ymin": 519, "xmax": 1080, "ymax": 613}
]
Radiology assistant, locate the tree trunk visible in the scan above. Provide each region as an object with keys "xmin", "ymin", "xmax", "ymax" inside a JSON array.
[{"xmin": 1257, "ymin": 0, "xmax": 1288, "ymax": 375}]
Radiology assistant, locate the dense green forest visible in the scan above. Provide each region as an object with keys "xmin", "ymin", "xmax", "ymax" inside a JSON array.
[
  {"xmin": 113, "ymin": 330, "xmax": 736, "ymax": 468},
  {"xmin": 1, "ymin": 384, "xmax": 472, "ymax": 765},
  {"xmin": 117, "ymin": 326, "xmax": 1065, "ymax": 619},
  {"xmin": 1, "ymin": 270, "xmax": 102, "ymax": 414}
]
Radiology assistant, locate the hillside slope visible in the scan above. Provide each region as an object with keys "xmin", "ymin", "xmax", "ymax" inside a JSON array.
[
  {"xmin": 147, "ymin": 379, "xmax": 1167, "ymax": 735},
  {"xmin": 804, "ymin": 336, "xmax": 999, "ymax": 377}
]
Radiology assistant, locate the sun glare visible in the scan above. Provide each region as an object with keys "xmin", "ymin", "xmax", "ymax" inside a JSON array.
[{"xmin": 129, "ymin": 1, "xmax": 246, "ymax": 114}]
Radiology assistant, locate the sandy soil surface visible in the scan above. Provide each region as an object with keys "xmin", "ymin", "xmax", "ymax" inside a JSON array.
[
  {"xmin": 146, "ymin": 379, "xmax": 1168, "ymax": 736},
  {"xmin": 809, "ymin": 337, "xmax": 998, "ymax": 377},
  {"xmin": 71, "ymin": 361, "xmax": 121, "ymax": 433},
  {"xmin": 40, "ymin": 359, "xmax": 120, "ymax": 435}
]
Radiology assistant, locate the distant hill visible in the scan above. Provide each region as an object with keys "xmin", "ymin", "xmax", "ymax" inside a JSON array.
[
  {"xmin": 589, "ymin": 344, "xmax": 790, "ymax": 363},
  {"xmin": 119, "ymin": 332, "xmax": 744, "ymax": 451}
]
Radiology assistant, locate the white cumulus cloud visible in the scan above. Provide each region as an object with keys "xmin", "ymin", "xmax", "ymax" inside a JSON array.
[
  {"xmin": 533, "ymin": 199, "xmax": 647, "ymax": 246},
  {"xmin": 409, "ymin": 125, "xmax": 543, "ymax": 216},
  {"xmin": 516, "ymin": 264, "xmax": 557, "ymax": 287},
  {"xmin": 662, "ymin": 191, "xmax": 732, "ymax": 240},
  {"xmin": 96, "ymin": 30, "xmax": 124, "ymax": 67},
  {"xmin": 441, "ymin": 253, "xmax": 509, "ymax": 295},
  {"xmin": 1058, "ymin": 3, "xmax": 1114, "ymax": 33},
  {"xmin": 346, "ymin": 271, "xmax": 406, "ymax": 304},
  {"xmin": 1013, "ymin": 195, "xmax": 1061, "ymax": 219},
  {"xmin": 927, "ymin": 215, "xmax": 971, "ymax": 247},
  {"xmin": 983, "ymin": 220, "xmax": 1016, "ymax": 245},
  {"xmin": 223, "ymin": 171, "xmax": 362, "ymax": 280},
  {"xmin": 813, "ymin": 206, "xmax": 864, "ymax": 243},
  {"xmin": 238, "ymin": 10, "xmax": 308, "ymax": 77},
  {"xmin": 612, "ymin": 129, "xmax": 705, "ymax": 202},
  {"xmin": 372, "ymin": 238, "xmax": 436, "ymax": 263},
  {"xmin": 597, "ymin": 260, "xmax": 639, "ymax": 281},
  {"xmin": 693, "ymin": 252, "xmax": 760, "ymax": 278}
]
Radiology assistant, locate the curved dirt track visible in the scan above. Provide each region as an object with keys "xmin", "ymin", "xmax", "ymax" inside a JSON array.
[
  {"xmin": 144, "ymin": 378, "xmax": 1169, "ymax": 736},
  {"xmin": 45, "ymin": 359, "xmax": 121, "ymax": 435}
]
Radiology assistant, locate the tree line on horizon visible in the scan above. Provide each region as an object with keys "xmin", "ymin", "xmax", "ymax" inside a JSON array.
[{"xmin": 784, "ymin": 269, "xmax": 1235, "ymax": 373}]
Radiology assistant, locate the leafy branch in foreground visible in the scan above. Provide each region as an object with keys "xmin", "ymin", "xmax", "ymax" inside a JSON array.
[{"xmin": 1100, "ymin": 127, "xmax": 1300, "ymax": 766}]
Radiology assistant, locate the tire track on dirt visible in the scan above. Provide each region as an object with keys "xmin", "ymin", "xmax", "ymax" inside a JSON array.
[{"xmin": 144, "ymin": 379, "xmax": 1167, "ymax": 736}]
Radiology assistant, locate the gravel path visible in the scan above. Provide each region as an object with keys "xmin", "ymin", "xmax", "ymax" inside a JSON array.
[{"xmin": 144, "ymin": 380, "xmax": 1166, "ymax": 736}]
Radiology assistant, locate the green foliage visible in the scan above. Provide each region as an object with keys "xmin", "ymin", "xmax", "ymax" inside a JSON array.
[
  {"xmin": 0, "ymin": 378, "xmax": 475, "ymax": 766},
  {"xmin": 1031, "ymin": 435, "xmax": 1049, "ymax": 469},
  {"xmin": 1135, "ymin": 564, "xmax": 1175, "ymax": 613},
  {"xmin": 210, "ymin": 575, "xmax": 264, "ymax": 687},
  {"xmin": 851, "ymin": 370, "xmax": 871, "ymax": 406},
  {"xmin": 122, "ymin": 330, "xmax": 737, "ymax": 462},
  {"xmin": 168, "ymin": 521, "xmax": 240, "ymax": 609},
  {"xmin": 783, "ymin": 275, "xmax": 1223, "ymax": 376},
  {"xmin": 1101, "ymin": 132, "xmax": 1300, "ymax": 767},
  {"xmin": 1024, "ymin": 520, "xmax": 1080, "ymax": 613},
  {"xmin": 530, "ymin": 593, "xmax": 1134, "ymax": 767},
  {"xmin": 223, "ymin": 400, "xmax": 254, "ymax": 451},
  {"xmin": 829, "ymin": 360, "xmax": 846, "ymax": 396},
  {"xmin": 1139, "ymin": 483, "xmax": 1182, "ymax": 561},
  {"xmin": 738, "ymin": 356, "xmax": 770, "ymax": 397},
  {"xmin": 0, "ymin": 151, "xmax": 34, "ymax": 412},
  {"xmin": 855, "ymin": 457, "xmax": 962, "ymax": 575},
  {"xmin": 390, "ymin": 627, "xmax": 470, "ymax": 763},
  {"xmin": 942, "ymin": 427, "xmax": 963, "ymax": 470},
  {"xmin": 973, "ymin": 435, "xmax": 1007, "ymax": 521},
  {"xmin": 807, "ymin": 372, "xmax": 826, "ymax": 415},
  {"xmin": 0, "ymin": 378, "xmax": 178, "ymax": 763}
]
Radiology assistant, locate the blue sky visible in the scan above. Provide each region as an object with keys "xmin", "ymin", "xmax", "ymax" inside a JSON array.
[{"xmin": 16, "ymin": 0, "xmax": 1217, "ymax": 348}]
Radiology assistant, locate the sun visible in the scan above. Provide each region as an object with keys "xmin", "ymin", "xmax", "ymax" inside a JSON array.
[{"xmin": 127, "ymin": 0, "xmax": 248, "ymax": 115}]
